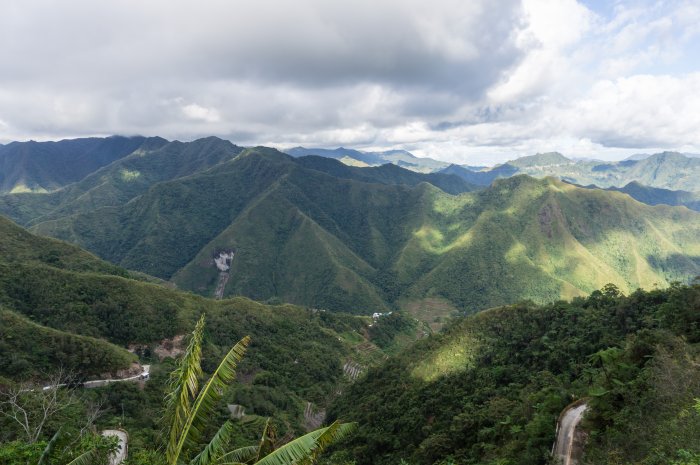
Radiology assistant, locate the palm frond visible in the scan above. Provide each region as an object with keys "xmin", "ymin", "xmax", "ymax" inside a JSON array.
[
  {"xmin": 38, "ymin": 427, "xmax": 62, "ymax": 465},
  {"xmin": 190, "ymin": 420, "xmax": 236, "ymax": 465},
  {"xmin": 64, "ymin": 449, "xmax": 96, "ymax": 465},
  {"xmin": 166, "ymin": 314, "xmax": 206, "ymax": 463},
  {"xmin": 171, "ymin": 335, "xmax": 251, "ymax": 465},
  {"xmin": 254, "ymin": 421, "xmax": 356, "ymax": 465},
  {"xmin": 299, "ymin": 421, "xmax": 357, "ymax": 465},
  {"xmin": 216, "ymin": 445, "xmax": 258, "ymax": 465}
]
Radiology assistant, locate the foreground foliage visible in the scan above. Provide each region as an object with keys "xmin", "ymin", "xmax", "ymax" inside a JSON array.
[{"xmin": 165, "ymin": 315, "xmax": 355, "ymax": 465}]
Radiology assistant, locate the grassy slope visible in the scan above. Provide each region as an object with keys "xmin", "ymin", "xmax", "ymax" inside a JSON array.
[{"xmin": 398, "ymin": 176, "xmax": 700, "ymax": 313}]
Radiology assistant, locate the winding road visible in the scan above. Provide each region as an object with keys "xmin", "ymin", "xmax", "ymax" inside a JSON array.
[
  {"xmin": 101, "ymin": 429, "xmax": 128, "ymax": 465},
  {"xmin": 41, "ymin": 365, "xmax": 150, "ymax": 391},
  {"xmin": 553, "ymin": 402, "xmax": 588, "ymax": 465}
]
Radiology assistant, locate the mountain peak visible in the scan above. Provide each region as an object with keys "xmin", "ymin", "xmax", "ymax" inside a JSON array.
[{"xmin": 508, "ymin": 152, "xmax": 572, "ymax": 168}]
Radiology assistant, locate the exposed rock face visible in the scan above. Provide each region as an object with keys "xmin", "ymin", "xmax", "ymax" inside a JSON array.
[
  {"xmin": 214, "ymin": 250, "xmax": 235, "ymax": 299},
  {"xmin": 227, "ymin": 404, "xmax": 246, "ymax": 419},
  {"xmin": 153, "ymin": 335, "xmax": 185, "ymax": 360},
  {"xmin": 214, "ymin": 251, "xmax": 235, "ymax": 271},
  {"xmin": 303, "ymin": 401, "xmax": 325, "ymax": 430}
]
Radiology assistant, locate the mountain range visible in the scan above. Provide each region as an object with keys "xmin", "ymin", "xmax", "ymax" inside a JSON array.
[
  {"xmin": 1, "ymin": 137, "xmax": 698, "ymax": 325},
  {"xmin": 1, "ymin": 135, "xmax": 699, "ymax": 464},
  {"xmin": 442, "ymin": 151, "xmax": 700, "ymax": 192}
]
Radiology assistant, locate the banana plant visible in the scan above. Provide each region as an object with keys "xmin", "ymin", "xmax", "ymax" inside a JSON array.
[{"xmin": 166, "ymin": 314, "xmax": 355, "ymax": 465}]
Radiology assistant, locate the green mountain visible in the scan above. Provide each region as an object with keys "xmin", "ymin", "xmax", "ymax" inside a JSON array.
[
  {"xmin": 0, "ymin": 136, "xmax": 168, "ymax": 193},
  {"xmin": 507, "ymin": 151, "xmax": 573, "ymax": 168},
  {"xmin": 439, "ymin": 163, "xmax": 517, "ymax": 186},
  {"xmin": 442, "ymin": 151, "xmax": 700, "ymax": 192},
  {"xmin": 0, "ymin": 214, "xmax": 414, "ymax": 433},
  {"xmin": 604, "ymin": 181, "xmax": 700, "ymax": 211},
  {"xmin": 328, "ymin": 283, "xmax": 700, "ymax": 465},
  {"xmin": 488, "ymin": 151, "xmax": 700, "ymax": 191},
  {"xmin": 0, "ymin": 136, "xmax": 243, "ymax": 226},
  {"xmin": 10, "ymin": 148, "xmax": 699, "ymax": 321}
]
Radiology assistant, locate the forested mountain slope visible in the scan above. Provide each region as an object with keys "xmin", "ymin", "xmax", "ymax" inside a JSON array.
[
  {"xmin": 0, "ymin": 136, "xmax": 167, "ymax": 193},
  {"xmin": 0, "ymin": 136, "xmax": 243, "ymax": 226},
  {"xmin": 0, "ymin": 214, "xmax": 409, "ymax": 432},
  {"xmin": 327, "ymin": 283, "xmax": 700, "ymax": 465},
  {"xmin": 12, "ymin": 148, "xmax": 699, "ymax": 319}
]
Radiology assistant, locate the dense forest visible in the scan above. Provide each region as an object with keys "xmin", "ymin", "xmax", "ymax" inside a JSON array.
[{"xmin": 327, "ymin": 281, "xmax": 700, "ymax": 465}]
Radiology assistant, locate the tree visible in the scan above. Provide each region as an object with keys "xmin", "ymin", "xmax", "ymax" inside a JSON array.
[
  {"xmin": 165, "ymin": 314, "xmax": 355, "ymax": 465},
  {"xmin": 0, "ymin": 368, "xmax": 79, "ymax": 444}
]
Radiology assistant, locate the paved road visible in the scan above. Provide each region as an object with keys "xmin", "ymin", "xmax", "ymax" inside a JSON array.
[
  {"xmin": 553, "ymin": 402, "xmax": 588, "ymax": 465},
  {"xmin": 41, "ymin": 365, "xmax": 150, "ymax": 391},
  {"xmin": 101, "ymin": 429, "xmax": 128, "ymax": 465}
]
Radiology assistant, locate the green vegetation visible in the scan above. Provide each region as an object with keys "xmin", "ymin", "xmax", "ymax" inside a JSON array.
[
  {"xmin": 0, "ymin": 309, "xmax": 136, "ymax": 380},
  {"xmin": 164, "ymin": 315, "xmax": 355, "ymax": 465},
  {"xmin": 604, "ymin": 181, "xmax": 700, "ymax": 212},
  {"xmin": 0, "ymin": 214, "xmax": 412, "ymax": 458},
  {"xmin": 0, "ymin": 136, "xmax": 166, "ymax": 194},
  {"xmin": 327, "ymin": 282, "xmax": 700, "ymax": 465},
  {"xmin": 0, "ymin": 136, "xmax": 242, "ymax": 226},
  {"xmin": 448, "ymin": 151, "xmax": 700, "ymax": 192},
  {"xmin": 2, "ymin": 148, "xmax": 696, "ymax": 320}
]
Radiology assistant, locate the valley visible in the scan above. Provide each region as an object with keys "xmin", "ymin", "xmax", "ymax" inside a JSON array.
[{"xmin": 0, "ymin": 137, "xmax": 698, "ymax": 465}]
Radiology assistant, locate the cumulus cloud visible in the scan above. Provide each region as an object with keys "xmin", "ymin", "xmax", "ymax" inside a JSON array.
[{"xmin": 0, "ymin": 0, "xmax": 699, "ymax": 164}]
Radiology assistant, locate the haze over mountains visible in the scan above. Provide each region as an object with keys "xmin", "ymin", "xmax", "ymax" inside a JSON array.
[{"xmin": 1, "ymin": 136, "xmax": 698, "ymax": 325}]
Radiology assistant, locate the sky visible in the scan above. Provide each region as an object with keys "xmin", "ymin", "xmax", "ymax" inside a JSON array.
[{"xmin": 1, "ymin": 0, "xmax": 699, "ymax": 165}]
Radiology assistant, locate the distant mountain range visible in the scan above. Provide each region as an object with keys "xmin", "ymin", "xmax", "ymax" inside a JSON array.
[
  {"xmin": 285, "ymin": 146, "xmax": 452, "ymax": 173},
  {"xmin": 1, "ymin": 137, "xmax": 698, "ymax": 321},
  {"xmin": 441, "ymin": 151, "xmax": 700, "ymax": 192},
  {"xmin": 0, "ymin": 136, "xmax": 168, "ymax": 193},
  {"xmin": 287, "ymin": 147, "xmax": 700, "ymax": 194}
]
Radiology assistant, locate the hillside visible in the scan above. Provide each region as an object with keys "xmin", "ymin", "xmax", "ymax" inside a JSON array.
[
  {"xmin": 0, "ymin": 308, "xmax": 136, "ymax": 381},
  {"xmin": 507, "ymin": 151, "xmax": 573, "ymax": 168},
  {"xmin": 0, "ymin": 136, "xmax": 168, "ymax": 193},
  {"xmin": 603, "ymin": 181, "xmax": 700, "ymax": 211},
  {"xmin": 0, "ymin": 214, "xmax": 416, "ymax": 435},
  {"xmin": 0, "ymin": 136, "xmax": 243, "ymax": 226},
  {"xmin": 12, "ymin": 148, "xmax": 699, "ymax": 321},
  {"xmin": 327, "ymin": 283, "xmax": 700, "ymax": 465}
]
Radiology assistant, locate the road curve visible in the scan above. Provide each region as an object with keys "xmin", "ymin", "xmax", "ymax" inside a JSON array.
[
  {"xmin": 101, "ymin": 429, "xmax": 128, "ymax": 465},
  {"xmin": 553, "ymin": 401, "xmax": 588, "ymax": 465},
  {"xmin": 41, "ymin": 365, "xmax": 150, "ymax": 391}
]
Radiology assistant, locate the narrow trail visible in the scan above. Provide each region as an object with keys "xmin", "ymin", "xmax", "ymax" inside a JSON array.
[{"xmin": 552, "ymin": 402, "xmax": 588, "ymax": 465}]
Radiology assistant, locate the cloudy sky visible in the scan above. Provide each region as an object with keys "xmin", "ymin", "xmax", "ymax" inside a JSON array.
[{"xmin": 1, "ymin": 0, "xmax": 699, "ymax": 164}]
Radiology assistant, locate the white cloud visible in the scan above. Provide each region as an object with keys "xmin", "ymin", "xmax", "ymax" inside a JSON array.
[
  {"xmin": 0, "ymin": 0, "xmax": 699, "ymax": 165},
  {"xmin": 181, "ymin": 103, "xmax": 221, "ymax": 123}
]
